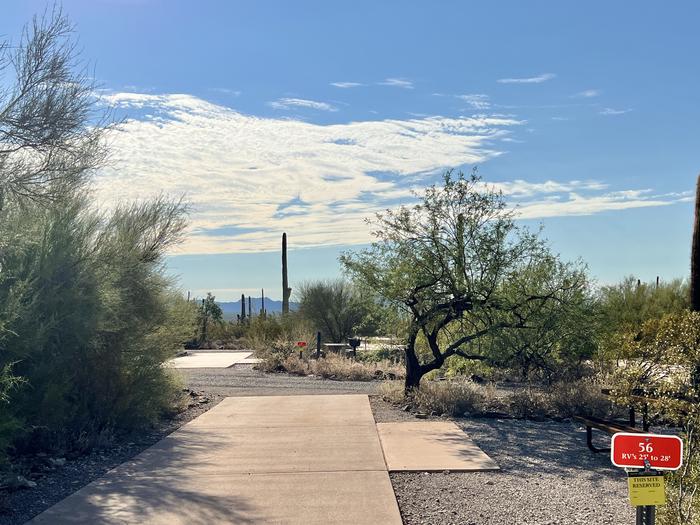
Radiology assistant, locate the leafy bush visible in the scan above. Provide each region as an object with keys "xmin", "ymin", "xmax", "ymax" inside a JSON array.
[
  {"xmin": 0, "ymin": 7, "xmax": 200, "ymax": 462},
  {"xmin": 297, "ymin": 280, "xmax": 367, "ymax": 342},
  {"xmin": 0, "ymin": 197, "xmax": 195, "ymax": 456},
  {"xmin": 610, "ymin": 311, "xmax": 700, "ymax": 524}
]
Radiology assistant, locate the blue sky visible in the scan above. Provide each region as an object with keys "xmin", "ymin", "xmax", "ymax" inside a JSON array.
[{"xmin": 3, "ymin": 1, "xmax": 699, "ymax": 300}]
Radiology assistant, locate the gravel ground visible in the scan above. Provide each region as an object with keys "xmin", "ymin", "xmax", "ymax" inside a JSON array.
[
  {"xmin": 391, "ymin": 417, "xmax": 635, "ymax": 525},
  {"xmin": 181, "ymin": 363, "xmax": 381, "ymax": 396},
  {"xmin": 4, "ymin": 366, "xmax": 636, "ymax": 524}
]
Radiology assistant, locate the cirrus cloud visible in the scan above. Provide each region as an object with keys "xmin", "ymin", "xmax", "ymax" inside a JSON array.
[
  {"xmin": 96, "ymin": 92, "xmax": 519, "ymax": 253},
  {"xmin": 268, "ymin": 97, "xmax": 338, "ymax": 112},
  {"xmin": 497, "ymin": 73, "xmax": 556, "ymax": 84},
  {"xmin": 95, "ymin": 92, "xmax": 686, "ymax": 255}
]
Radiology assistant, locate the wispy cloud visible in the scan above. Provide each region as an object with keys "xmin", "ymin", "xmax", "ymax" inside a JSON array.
[
  {"xmin": 572, "ymin": 89, "xmax": 600, "ymax": 98},
  {"xmin": 516, "ymin": 192, "xmax": 675, "ymax": 218},
  {"xmin": 497, "ymin": 73, "xmax": 556, "ymax": 84},
  {"xmin": 457, "ymin": 94, "xmax": 491, "ymax": 109},
  {"xmin": 330, "ymin": 81, "xmax": 364, "ymax": 88},
  {"xmin": 209, "ymin": 88, "xmax": 241, "ymax": 96},
  {"xmin": 98, "ymin": 92, "xmax": 519, "ymax": 254},
  {"xmin": 97, "ymin": 92, "xmax": 683, "ymax": 255},
  {"xmin": 379, "ymin": 78, "xmax": 414, "ymax": 89},
  {"xmin": 489, "ymin": 180, "xmax": 608, "ymax": 198},
  {"xmin": 600, "ymin": 107, "xmax": 632, "ymax": 116},
  {"xmin": 268, "ymin": 97, "xmax": 338, "ymax": 112}
]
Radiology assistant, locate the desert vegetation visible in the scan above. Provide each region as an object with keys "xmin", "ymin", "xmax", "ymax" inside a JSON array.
[
  {"xmin": 1, "ymin": 7, "xmax": 699, "ymax": 524},
  {"xmin": 0, "ymin": 10, "xmax": 199, "ymax": 467}
]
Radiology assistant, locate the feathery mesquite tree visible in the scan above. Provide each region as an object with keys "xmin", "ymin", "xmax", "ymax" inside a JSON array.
[{"xmin": 342, "ymin": 170, "xmax": 589, "ymax": 393}]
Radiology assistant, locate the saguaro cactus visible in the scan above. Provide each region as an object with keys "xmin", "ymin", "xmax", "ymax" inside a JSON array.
[
  {"xmin": 692, "ymin": 175, "xmax": 700, "ymax": 312},
  {"xmin": 248, "ymin": 295, "xmax": 253, "ymax": 320},
  {"xmin": 282, "ymin": 233, "xmax": 292, "ymax": 314},
  {"xmin": 261, "ymin": 289, "xmax": 266, "ymax": 316},
  {"xmin": 241, "ymin": 293, "xmax": 246, "ymax": 323}
]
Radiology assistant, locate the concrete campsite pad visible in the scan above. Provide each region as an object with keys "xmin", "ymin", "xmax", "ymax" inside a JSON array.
[
  {"xmin": 29, "ymin": 471, "xmax": 400, "ymax": 525},
  {"xmin": 377, "ymin": 421, "xmax": 500, "ymax": 472},
  {"xmin": 186, "ymin": 393, "xmax": 377, "ymax": 429},
  {"xmin": 29, "ymin": 395, "xmax": 402, "ymax": 525},
  {"xmin": 114, "ymin": 424, "xmax": 387, "ymax": 476},
  {"xmin": 237, "ymin": 357, "xmax": 262, "ymax": 364},
  {"xmin": 168, "ymin": 351, "xmax": 252, "ymax": 368}
]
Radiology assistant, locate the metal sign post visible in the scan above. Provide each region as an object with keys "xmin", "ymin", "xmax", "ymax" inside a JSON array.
[
  {"xmin": 296, "ymin": 340, "xmax": 307, "ymax": 359},
  {"xmin": 610, "ymin": 433, "xmax": 683, "ymax": 525}
]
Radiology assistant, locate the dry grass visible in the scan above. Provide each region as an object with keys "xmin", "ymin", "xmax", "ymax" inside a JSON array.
[
  {"xmin": 380, "ymin": 379, "xmax": 486, "ymax": 416},
  {"xmin": 257, "ymin": 350, "xmax": 404, "ymax": 382},
  {"xmin": 380, "ymin": 377, "xmax": 614, "ymax": 419},
  {"xmin": 539, "ymin": 378, "xmax": 613, "ymax": 418}
]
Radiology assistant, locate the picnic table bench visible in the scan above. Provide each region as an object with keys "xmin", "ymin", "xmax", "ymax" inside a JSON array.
[
  {"xmin": 323, "ymin": 339, "xmax": 362, "ymax": 358},
  {"xmin": 574, "ymin": 388, "xmax": 652, "ymax": 453},
  {"xmin": 573, "ymin": 415, "xmax": 644, "ymax": 453}
]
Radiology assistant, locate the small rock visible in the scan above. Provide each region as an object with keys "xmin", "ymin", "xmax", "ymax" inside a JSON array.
[
  {"xmin": 2, "ymin": 475, "xmax": 37, "ymax": 490},
  {"xmin": 415, "ymin": 413, "xmax": 428, "ymax": 419},
  {"xmin": 49, "ymin": 457, "xmax": 66, "ymax": 467}
]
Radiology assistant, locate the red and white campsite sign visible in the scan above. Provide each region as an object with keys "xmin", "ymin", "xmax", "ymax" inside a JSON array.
[
  {"xmin": 611, "ymin": 432, "xmax": 683, "ymax": 471},
  {"xmin": 296, "ymin": 341, "xmax": 307, "ymax": 347}
]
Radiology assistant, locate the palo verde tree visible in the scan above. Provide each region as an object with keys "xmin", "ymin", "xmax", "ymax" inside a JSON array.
[
  {"xmin": 298, "ymin": 279, "xmax": 366, "ymax": 343},
  {"xmin": 342, "ymin": 170, "xmax": 588, "ymax": 393}
]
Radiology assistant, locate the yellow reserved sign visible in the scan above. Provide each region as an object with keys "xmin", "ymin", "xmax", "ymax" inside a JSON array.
[{"xmin": 628, "ymin": 476, "xmax": 666, "ymax": 506}]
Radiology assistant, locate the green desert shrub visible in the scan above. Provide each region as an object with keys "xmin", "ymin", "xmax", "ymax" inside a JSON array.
[
  {"xmin": 0, "ymin": 196, "xmax": 195, "ymax": 456},
  {"xmin": 611, "ymin": 311, "xmax": 700, "ymax": 524},
  {"xmin": 0, "ymin": 9, "xmax": 198, "ymax": 462},
  {"xmin": 297, "ymin": 279, "xmax": 367, "ymax": 343}
]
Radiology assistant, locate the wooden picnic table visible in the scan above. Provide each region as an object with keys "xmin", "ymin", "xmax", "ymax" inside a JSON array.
[
  {"xmin": 576, "ymin": 388, "xmax": 653, "ymax": 454},
  {"xmin": 323, "ymin": 340, "xmax": 362, "ymax": 358},
  {"xmin": 323, "ymin": 343, "xmax": 350, "ymax": 356},
  {"xmin": 601, "ymin": 388, "xmax": 650, "ymax": 431}
]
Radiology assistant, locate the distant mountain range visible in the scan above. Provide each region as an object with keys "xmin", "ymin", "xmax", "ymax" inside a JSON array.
[{"xmin": 217, "ymin": 297, "xmax": 299, "ymax": 320}]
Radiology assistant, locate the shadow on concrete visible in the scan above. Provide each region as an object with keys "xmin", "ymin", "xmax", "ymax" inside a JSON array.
[{"xmin": 29, "ymin": 426, "xmax": 264, "ymax": 524}]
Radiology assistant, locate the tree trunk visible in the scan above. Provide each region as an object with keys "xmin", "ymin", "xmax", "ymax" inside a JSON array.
[
  {"xmin": 404, "ymin": 346, "xmax": 423, "ymax": 393},
  {"xmin": 404, "ymin": 325, "xmax": 423, "ymax": 393},
  {"xmin": 404, "ymin": 324, "xmax": 425, "ymax": 390}
]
